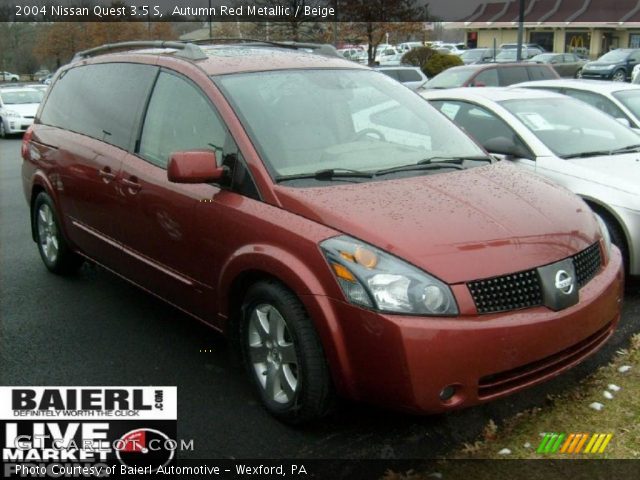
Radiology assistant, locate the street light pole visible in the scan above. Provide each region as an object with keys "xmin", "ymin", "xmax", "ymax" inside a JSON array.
[{"xmin": 516, "ymin": 0, "xmax": 525, "ymax": 61}]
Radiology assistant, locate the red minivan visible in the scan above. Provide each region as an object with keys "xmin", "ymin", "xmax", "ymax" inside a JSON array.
[{"xmin": 22, "ymin": 41, "xmax": 623, "ymax": 424}]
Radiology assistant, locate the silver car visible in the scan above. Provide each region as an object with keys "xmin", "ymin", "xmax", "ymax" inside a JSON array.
[
  {"xmin": 516, "ymin": 79, "xmax": 640, "ymax": 130},
  {"xmin": 422, "ymin": 87, "xmax": 640, "ymax": 275}
]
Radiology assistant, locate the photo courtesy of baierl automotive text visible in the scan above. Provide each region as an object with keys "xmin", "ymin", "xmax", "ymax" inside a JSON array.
[{"xmin": 1, "ymin": 0, "xmax": 640, "ymax": 479}]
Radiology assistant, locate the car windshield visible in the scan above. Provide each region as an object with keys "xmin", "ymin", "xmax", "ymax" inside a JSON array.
[
  {"xmin": 216, "ymin": 69, "xmax": 487, "ymax": 180},
  {"xmin": 461, "ymin": 50, "xmax": 484, "ymax": 60},
  {"xmin": 500, "ymin": 97, "xmax": 640, "ymax": 158},
  {"xmin": 612, "ymin": 89, "xmax": 640, "ymax": 119},
  {"xmin": 598, "ymin": 50, "xmax": 630, "ymax": 62},
  {"xmin": 425, "ymin": 67, "xmax": 476, "ymax": 88},
  {"xmin": 0, "ymin": 89, "xmax": 41, "ymax": 104},
  {"xmin": 496, "ymin": 50, "xmax": 518, "ymax": 60}
]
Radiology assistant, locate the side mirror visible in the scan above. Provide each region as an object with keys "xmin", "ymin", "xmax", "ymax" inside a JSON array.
[
  {"xmin": 167, "ymin": 150, "xmax": 227, "ymax": 184},
  {"xmin": 483, "ymin": 136, "xmax": 530, "ymax": 159},
  {"xmin": 616, "ymin": 117, "xmax": 631, "ymax": 127}
]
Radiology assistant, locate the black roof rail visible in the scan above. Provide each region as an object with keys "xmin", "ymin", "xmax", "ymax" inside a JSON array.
[
  {"xmin": 189, "ymin": 38, "xmax": 341, "ymax": 58},
  {"xmin": 72, "ymin": 41, "xmax": 207, "ymax": 62}
]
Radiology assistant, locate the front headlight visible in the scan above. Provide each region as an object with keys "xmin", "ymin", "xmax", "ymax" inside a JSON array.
[
  {"xmin": 606, "ymin": 64, "xmax": 616, "ymax": 70},
  {"xmin": 5, "ymin": 110, "xmax": 21, "ymax": 118},
  {"xmin": 594, "ymin": 213, "xmax": 612, "ymax": 256},
  {"xmin": 320, "ymin": 235, "xmax": 458, "ymax": 315}
]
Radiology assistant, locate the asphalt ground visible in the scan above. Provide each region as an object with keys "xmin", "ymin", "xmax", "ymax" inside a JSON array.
[{"xmin": 1, "ymin": 136, "xmax": 639, "ymax": 460}]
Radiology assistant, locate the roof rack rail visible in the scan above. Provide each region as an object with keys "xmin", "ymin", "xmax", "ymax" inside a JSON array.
[
  {"xmin": 188, "ymin": 38, "xmax": 341, "ymax": 58},
  {"xmin": 72, "ymin": 41, "xmax": 207, "ymax": 62}
]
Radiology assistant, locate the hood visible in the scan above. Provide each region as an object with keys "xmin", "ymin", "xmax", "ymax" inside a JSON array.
[
  {"xmin": 3, "ymin": 103, "xmax": 39, "ymax": 117},
  {"xmin": 274, "ymin": 162, "xmax": 599, "ymax": 284},
  {"xmin": 569, "ymin": 151, "xmax": 640, "ymax": 195}
]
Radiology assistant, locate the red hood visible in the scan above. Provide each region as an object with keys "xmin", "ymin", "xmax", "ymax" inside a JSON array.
[{"xmin": 273, "ymin": 162, "xmax": 600, "ymax": 284}]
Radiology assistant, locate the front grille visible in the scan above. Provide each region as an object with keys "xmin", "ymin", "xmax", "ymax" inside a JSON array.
[
  {"xmin": 467, "ymin": 243, "xmax": 602, "ymax": 314},
  {"xmin": 573, "ymin": 242, "xmax": 602, "ymax": 288},
  {"xmin": 468, "ymin": 269, "xmax": 542, "ymax": 314},
  {"xmin": 478, "ymin": 320, "xmax": 613, "ymax": 399}
]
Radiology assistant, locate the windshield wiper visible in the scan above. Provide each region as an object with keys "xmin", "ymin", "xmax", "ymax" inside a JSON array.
[
  {"xmin": 417, "ymin": 155, "xmax": 493, "ymax": 165},
  {"xmin": 608, "ymin": 143, "xmax": 640, "ymax": 155},
  {"xmin": 563, "ymin": 150, "xmax": 611, "ymax": 159},
  {"xmin": 374, "ymin": 156, "xmax": 492, "ymax": 177},
  {"xmin": 275, "ymin": 168, "xmax": 373, "ymax": 183}
]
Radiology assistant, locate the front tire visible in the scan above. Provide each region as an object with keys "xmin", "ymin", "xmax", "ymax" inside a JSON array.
[
  {"xmin": 612, "ymin": 69, "xmax": 626, "ymax": 82},
  {"xmin": 240, "ymin": 280, "xmax": 334, "ymax": 424},
  {"xmin": 33, "ymin": 192, "xmax": 83, "ymax": 275}
]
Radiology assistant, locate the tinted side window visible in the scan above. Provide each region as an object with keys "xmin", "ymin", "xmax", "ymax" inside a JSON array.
[
  {"xmin": 41, "ymin": 63, "xmax": 157, "ymax": 151},
  {"xmin": 472, "ymin": 68, "xmax": 499, "ymax": 86},
  {"xmin": 499, "ymin": 66, "xmax": 529, "ymax": 85},
  {"xmin": 563, "ymin": 89, "xmax": 628, "ymax": 119},
  {"xmin": 139, "ymin": 71, "xmax": 228, "ymax": 169},
  {"xmin": 380, "ymin": 70, "xmax": 400, "ymax": 81},
  {"xmin": 397, "ymin": 70, "xmax": 422, "ymax": 82},
  {"xmin": 526, "ymin": 65, "xmax": 556, "ymax": 81}
]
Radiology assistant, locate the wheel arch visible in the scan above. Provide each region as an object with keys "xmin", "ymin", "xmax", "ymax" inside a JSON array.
[
  {"xmin": 218, "ymin": 246, "xmax": 355, "ymax": 398},
  {"xmin": 581, "ymin": 196, "xmax": 631, "ymax": 268}
]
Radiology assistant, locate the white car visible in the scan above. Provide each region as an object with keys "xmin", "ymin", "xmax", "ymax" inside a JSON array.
[
  {"xmin": 1, "ymin": 71, "xmax": 19, "ymax": 82},
  {"xmin": 0, "ymin": 87, "xmax": 42, "ymax": 137},
  {"xmin": 422, "ymin": 87, "xmax": 640, "ymax": 275},
  {"xmin": 632, "ymin": 63, "xmax": 640, "ymax": 82},
  {"xmin": 516, "ymin": 79, "xmax": 640, "ymax": 130}
]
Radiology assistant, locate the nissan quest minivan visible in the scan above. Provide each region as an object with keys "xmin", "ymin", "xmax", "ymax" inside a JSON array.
[{"xmin": 22, "ymin": 41, "xmax": 624, "ymax": 424}]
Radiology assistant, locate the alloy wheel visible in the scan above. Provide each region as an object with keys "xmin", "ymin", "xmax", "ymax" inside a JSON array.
[
  {"xmin": 37, "ymin": 203, "xmax": 59, "ymax": 264},
  {"xmin": 247, "ymin": 303, "xmax": 299, "ymax": 404}
]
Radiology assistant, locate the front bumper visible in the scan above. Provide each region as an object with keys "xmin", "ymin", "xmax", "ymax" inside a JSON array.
[
  {"xmin": 310, "ymin": 247, "xmax": 623, "ymax": 413},
  {"xmin": 581, "ymin": 70, "xmax": 615, "ymax": 80},
  {"xmin": 4, "ymin": 117, "xmax": 33, "ymax": 134}
]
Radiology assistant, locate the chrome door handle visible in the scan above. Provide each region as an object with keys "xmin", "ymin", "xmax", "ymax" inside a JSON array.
[
  {"xmin": 98, "ymin": 167, "xmax": 116, "ymax": 182},
  {"xmin": 122, "ymin": 177, "xmax": 141, "ymax": 193}
]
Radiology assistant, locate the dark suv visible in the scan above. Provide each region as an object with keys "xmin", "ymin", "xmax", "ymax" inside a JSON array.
[
  {"xmin": 423, "ymin": 62, "xmax": 559, "ymax": 89},
  {"xmin": 581, "ymin": 48, "xmax": 640, "ymax": 82}
]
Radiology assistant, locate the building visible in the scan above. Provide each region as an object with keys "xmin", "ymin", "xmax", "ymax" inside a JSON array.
[{"xmin": 452, "ymin": 0, "xmax": 640, "ymax": 58}]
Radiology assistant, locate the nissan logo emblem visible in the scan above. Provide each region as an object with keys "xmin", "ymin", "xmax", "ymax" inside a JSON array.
[{"xmin": 555, "ymin": 270, "xmax": 574, "ymax": 295}]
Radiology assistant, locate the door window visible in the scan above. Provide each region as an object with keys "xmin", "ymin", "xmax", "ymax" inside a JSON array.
[{"xmin": 139, "ymin": 71, "xmax": 227, "ymax": 169}]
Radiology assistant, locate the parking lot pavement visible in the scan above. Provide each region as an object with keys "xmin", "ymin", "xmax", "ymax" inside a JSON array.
[{"xmin": 1, "ymin": 136, "xmax": 639, "ymax": 459}]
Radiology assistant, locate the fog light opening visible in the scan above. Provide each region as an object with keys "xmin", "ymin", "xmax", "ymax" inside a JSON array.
[{"xmin": 439, "ymin": 385, "xmax": 458, "ymax": 403}]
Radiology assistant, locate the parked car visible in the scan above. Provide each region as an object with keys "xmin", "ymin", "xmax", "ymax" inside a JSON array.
[
  {"xmin": 41, "ymin": 73, "xmax": 54, "ymax": 85},
  {"xmin": 338, "ymin": 48, "xmax": 366, "ymax": 64},
  {"xmin": 33, "ymin": 69, "xmax": 50, "ymax": 82},
  {"xmin": 397, "ymin": 42, "xmax": 423, "ymax": 54},
  {"xmin": 516, "ymin": 78, "xmax": 640, "ymax": 129},
  {"xmin": 374, "ymin": 46, "xmax": 399, "ymax": 64},
  {"xmin": 374, "ymin": 65, "xmax": 428, "ymax": 90},
  {"xmin": 0, "ymin": 87, "xmax": 41, "ymax": 137},
  {"xmin": 1, "ymin": 71, "xmax": 19, "ymax": 82},
  {"xmin": 581, "ymin": 48, "xmax": 640, "ymax": 82},
  {"xmin": 527, "ymin": 53, "xmax": 587, "ymax": 78},
  {"xmin": 495, "ymin": 46, "xmax": 545, "ymax": 62},
  {"xmin": 423, "ymin": 87, "xmax": 640, "ymax": 275},
  {"xmin": 500, "ymin": 42, "xmax": 546, "ymax": 51},
  {"xmin": 439, "ymin": 43, "xmax": 467, "ymax": 55},
  {"xmin": 422, "ymin": 63, "xmax": 559, "ymax": 89},
  {"xmin": 460, "ymin": 48, "xmax": 497, "ymax": 65},
  {"xmin": 24, "ymin": 41, "xmax": 623, "ymax": 424}
]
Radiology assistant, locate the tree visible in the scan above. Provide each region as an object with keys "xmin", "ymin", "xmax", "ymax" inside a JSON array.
[{"xmin": 339, "ymin": 1, "xmax": 430, "ymax": 64}]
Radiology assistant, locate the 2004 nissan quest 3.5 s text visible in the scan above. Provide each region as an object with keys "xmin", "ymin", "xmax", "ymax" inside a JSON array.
[{"xmin": 22, "ymin": 41, "xmax": 624, "ymax": 424}]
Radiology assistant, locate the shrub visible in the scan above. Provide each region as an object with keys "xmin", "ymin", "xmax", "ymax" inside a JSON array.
[
  {"xmin": 401, "ymin": 47, "xmax": 436, "ymax": 71},
  {"xmin": 423, "ymin": 53, "xmax": 464, "ymax": 77}
]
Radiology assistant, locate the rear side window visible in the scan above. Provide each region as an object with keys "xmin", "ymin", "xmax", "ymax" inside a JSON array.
[
  {"xmin": 472, "ymin": 68, "xmax": 499, "ymax": 86},
  {"xmin": 380, "ymin": 70, "xmax": 400, "ymax": 81},
  {"xmin": 563, "ymin": 89, "xmax": 628, "ymax": 119},
  {"xmin": 498, "ymin": 67, "xmax": 530, "ymax": 85},
  {"xmin": 40, "ymin": 63, "xmax": 158, "ymax": 151},
  {"xmin": 138, "ymin": 71, "xmax": 227, "ymax": 169},
  {"xmin": 396, "ymin": 70, "xmax": 423, "ymax": 82},
  {"xmin": 527, "ymin": 65, "xmax": 557, "ymax": 81}
]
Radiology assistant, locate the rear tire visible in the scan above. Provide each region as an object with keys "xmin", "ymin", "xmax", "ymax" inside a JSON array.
[
  {"xmin": 33, "ymin": 192, "xmax": 83, "ymax": 275},
  {"xmin": 240, "ymin": 280, "xmax": 335, "ymax": 424}
]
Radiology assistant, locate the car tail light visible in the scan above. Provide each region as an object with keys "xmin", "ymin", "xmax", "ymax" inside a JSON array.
[{"xmin": 21, "ymin": 125, "xmax": 34, "ymax": 160}]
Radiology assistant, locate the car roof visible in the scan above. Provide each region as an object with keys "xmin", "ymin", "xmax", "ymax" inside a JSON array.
[
  {"xmin": 77, "ymin": 44, "xmax": 367, "ymax": 76},
  {"xmin": 515, "ymin": 78, "xmax": 640, "ymax": 93},
  {"xmin": 421, "ymin": 86, "xmax": 566, "ymax": 103},
  {"xmin": 374, "ymin": 65, "xmax": 420, "ymax": 70}
]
